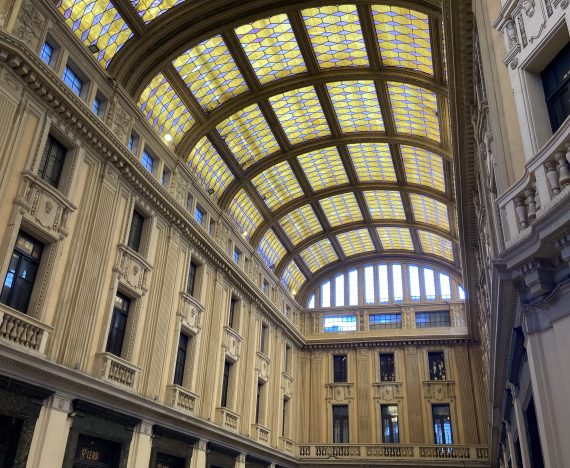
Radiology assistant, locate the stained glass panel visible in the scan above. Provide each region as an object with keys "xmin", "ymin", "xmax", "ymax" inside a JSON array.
[
  {"xmin": 401, "ymin": 145, "xmax": 445, "ymax": 192},
  {"xmin": 418, "ymin": 230, "xmax": 454, "ymax": 261},
  {"xmin": 319, "ymin": 193, "xmax": 363, "ymax": 227},
  {"xmin": 282, "ymin": 260, "xmax": 306, "ymax": 293},
  {"xmin": 298, "ymin": 147, "xmax": 348, "ymax": 192},
  {"xmin": 228, "ymin": 189, "xmax": 263, "ymax": 238},
  {"xmin": 337, "ymin": 229, "xmax": 375, "ymax": 257},
  {"xmin": 327, "ymin": 81, "xmax": 384, "ymax": 133},
  {"xmin": 139, "ymin": 73, "xmax": 195, "ymax": 143},
  {"xmin": 258, "ymin": 229, "xmax": 287, "ymax": 267},
  {"xmin": 409, "ymin": 193, "xmax": 449, "ymax": 230},
  {"xmin": 187, "ymin": 137, "xmax": 233, "ymax": 197},
  {"xmin": 377, "ymin": 227, "xmax": 414, "ymax": 250},
  {"xmin": 174, "ymin": 36, "xmax": 248, "ymax": 111},
  {"xmin": 236, "ymin": 14, "xmax": 307, "ymax": 84},
  {"xmin": 279, "ymin": 205, "xmax": 322, "ymax": 245},
  {"xmin": 300, "ymin": 239, "xmax": 338, "ymax": 272},
  {"xmin": 364, "ymin": 190, "xmax": 406, "ymax": 220},
  {"xmin": 130, "ymin": 0, "xmax": 183, "ymax": 23},
  {"xmin": 252, "ymin": 161, "xmax": 304, "ymax": 211},
  {"xmin": 349, "ymin": 143, "xmax": 396, "ymax": 182}
]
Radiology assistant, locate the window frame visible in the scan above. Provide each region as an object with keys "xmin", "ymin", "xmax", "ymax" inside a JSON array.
[
  {"xmin": 333, "ymin": 354, "xmax": 348, "ymax": 383},
  {"xmin": 105, "ymin": 292, "xmax": 130, "ymax": 357},
  {"xmin": 381, "ymin": 404, "xmax": 400, "ymax": 443},
  {"xmin": 173, "ymin": 332, "xmax": 189, "ymax": 386},
  {"xmin": 332, "ymin": 405, "xmax": 349, "ymax": 443},
  {"xmin": 38, "ymin": 134, "xmax": 68, "ymax": 190}
]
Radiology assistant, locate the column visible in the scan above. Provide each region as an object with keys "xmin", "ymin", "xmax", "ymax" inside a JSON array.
[
  {"xmin": 234, "ymin": 452, "xmax": 246, "ymax": 468},
  {"xmin": 126, "ymin": 421, "xmax": 153, "ymax": 468},
  {"xmin": 26, "ymin": 394, "xmax": 73, "ymax": 468},
  {"xmin": 189, "ymin": 440, "xmax": 208, "ymax": 468}
]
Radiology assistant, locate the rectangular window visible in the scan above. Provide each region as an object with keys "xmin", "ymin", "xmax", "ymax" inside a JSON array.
[
  {"xmin": 524, "ymin": 397, "xmax": 545, "ymax": 468},
  {"xmin": 348, "ymin": 269, "xmax": 358, "ymax": 305},
  {"xmin": 308, "ymin": 294, "xmax": 315, "ymax": 309},
  {"xmin": 255, "ymin": 381, "xmax": 263, "ymax": 424},
  {"xmin": 432, "ymin": 404, "xmax": 453, "ymax": 444},
  {"xmin": 541, "ymin": 41, "xmax": 570, "ymax": 133},
  {"xmin": 285, "ymin": 305, "xmax": 291, "ymax": 319},
  {"xmin": 228, "ymin": 297, "xmax": 237, "ymax": 329},
  {"xmin": 209, "ymin": 219, "xmax": 216, "ymax": 236},
  {"xmin": 62, "ymin": 65, "xmax": 83, "ymax": 96},
  {"xmin": 233, "ymin": 247, "xmax": 240, "ymax": 264},
  {"xmin": 332, "ymin": 405, "xmax": 349, "ymax": 443},
  {"xmin": 334, "ymin": 274, "xmax": 345, "ymax": 307},
  {"xmin": 187, "ymin": 261, "xmax": 197, "ymax": 296},
  {"xmin": 369, "ymin": 313, "xmax": 401, "ymax": 330},
  {"xmin": 380, "ymin": 353, "xmax": 395, "ymax": 382},
  {"xmin": 127, "ymin": 209, "xmax": 144, "ymax": 252},
  {"xmin": 161, "ymin": 167, "xmax": 171, "ymax": 188},
  {"xmin": 439, "ymin": 273, "xmax": 451, "ymax": 300},
  {"xmin": 416, "ymin": 311, "xmax": 451, "ymax": 328},
  {"xmin": 458, "ymin": 285, "xmax": 465, "ymax": 300},
  {"xmin": 92, "ymin": 94, "xmax": 106, "ymax": 118},
  {"xmin": 424, "ymin": 268, "xmax": 436, "ymax": 300},
  {"xmin": 324, "ymin": 315, "xmax": 357, "ymax": 333},
  {"xmin": 260, "ymin": 323, "xmax": 269, "ymax": 354},
  {"xmin": 173, "ymin": 333, "xmax": 189, "ymax": 386},
  {"xmin": 40, "ymin": 41, "xmax": 54, "ymax": 66},
  {"xmin": 262, "ymin": 279, "xmax": 269, "ymax": 295},
  {"xmin": 392, "ymin": 264, "xmax": 403, "ymax": 302},
  {"xmin": 194, "ymin": 206, "xmax": 204, "ymax": 225},
  {"xmin": 38, "ymin": 135, "xmax": 67, "ymax": 188},
  {"xmin": 378, "ymin": 264, "xmax": 389, "ymax": 302},
  {"xmin": 106, "ymin": 293, "xmax": 130, "ymax": 357},
  {"xmin": 282, "ymin": 398, "xmax": 289, "ymax": 437},
  {"xmin": 333, "ymin": 355, "xmax": 348, "ymax": 383},
  {"xmin": 285, "ymin": 344, "xmax": 292, "ymax": 373},
  {"xmin": 428, "ymin": 352, "xmax": 446, "ymax": 381},
  {"xmin": 220, "ymin": 361, "xmax": 232, "ymax": 408},
  {"xmin": 381, "ymin": 405, "xmax": 400, "ymax": 443},
  {"xmin": 321, "ymin": 280, "xmax": 331, "ymax": 307},
  {"xmin": 364, "ymin": 266, "xmax": 374, "ymax": 304},
  {"xmin": 1, "ymin": 232, "xmax": 43, "ymax": 314},
  {"xmin": 409, "ymin": 265, "xmax": 420, "ymax": 300},
  {"xmin": 128, "ymin": 131, "xmax": 139, "ymax": 153},
  {"xmin": 141, "ymin": 150, "xmax": 155, "ymax": 173}
]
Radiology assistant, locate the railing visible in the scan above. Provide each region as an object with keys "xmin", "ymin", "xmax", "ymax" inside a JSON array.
[
  {"xmin": 298, "ymin": 444, "xmax": 489, "ymax": 462},
  {"xmin": 251, "ymin": 424, "xmax": 270, "ymax": 444},
  {"xmin": 95, "ymin": 352, "xmax": 141, "ymax": 389},
  {"xmin": 0, "ymin": 305, "xmax": 52, "ymax": 353},
  {"xmin": 497, "ymin": 118, "xmax": 570, "ymax": 248},
  {"xmin": 279, "ymin": 436, "xmax": 294, "ymax": 453},
  {"xmin": 166, "ymin": 384, "xmax": 199, "ymax": 414},
  {"xmin": 215, "ymin": 407, "xmax": 240, "ymax": 431}
]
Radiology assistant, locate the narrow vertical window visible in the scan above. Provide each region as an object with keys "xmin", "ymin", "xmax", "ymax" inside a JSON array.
[
  {"xmin": 228, "ymin": 297, "xmax": 237, "ymax": 329},
  {"xmin": 260, "ymin": 323, "xmax": 269, "ymax": 354},
  {"xmin": 220, "ymin": 361, "xmax": 232, "ymax": 408},
  {"xmin": 439, "ymin": 273, "xmax": 451, "ymax": 300},
  {"xmin": 380, "ymin": 353, "xmax": 395, "ymax": 382},
  {"xmin": 458, "ymin": 285, "xmax": 465, "ymax": 300},
  {"xmin": 282, "ymin": 398, "xmax": 289, "ymax": 436},
  {"xmin": 381, "ymin": 405, "xmax": 400, "ymax": 443},
  {"xmin": 428, "ymin": 352, "xmax": 446, "ymax": 381},
  {"xmin": 128, "ymin": 131, "xmax": 139, "ymax": 153},
  {"xmin": 106, "ymin": 293, "xmax": 130, "ymax": 357},
  {"xmin": 424, "ymin": 268, "xmax": 436, "ymax": 300},
  {"xmin": 332, "ymin": 405, "xmax": 349, "ymax": 443},
  {"xmin": 333, "ymin": 355, "xmax": 348, "ymax": 383},
  {"xmin": 378, "ymin": 264, "xmax": 389, "ymax": 302},
  {"xmin": 127, "ymin": 209, "xmax": 144, "ymax": 252},
  {"xmin": 161, "ymin": 167, "xmax": 171, "ymax": 187},
  {"xmin": 308, "ymin": 294, "xmax": 315, "ymax": 309},
  {"xmin": 194, "ymin": 206, "xmax": 204, "ymax": 225},
  {"xmin": 38, "ymin": 135, "xmax": 67, "ymax": 188},
  {"xmin": 255, "ymin": 381, "xmax": 263, "ymax": 424},
  {"xmin": 524, "ymin": 397, "xmax": 545, "ymax": 468},
  {"xmin": 432, "ymin": 404, "xmax": 453, "ymax": 444},
  {"xmin": 364, "ymin": 266, "xmax": 374, "ymax": 304},
  {"xmin": 392, "ymin": 264, "xmax": 403, "ymax": 302},
  {"xmin": 187, "ymin": 261, "xmax": 197, "ymax": 296},
  {"xmin": 321, "ymin": 280, "xmax": 331, "ymax": 308},
  {"xmin": 0, "ymin": 232, "xmax": 43, "ymax": 314},
  {"xmin": 233, "ymin": 247, "xmax": 240, "ymax": 264},
  {"xmin": 173, "ymin": 333, "xmax": 189, "ymax": 386},
  {"xmin": 348, "ymin": 269, "xmax": 358, "ymax": 305},
  {"xmin": 409, "ymin": 265, "xmax": 420, "ymax": 301},
  {"xmin": 141, "ymin": 150, "xmax": 155, "ymax": 173},
  {"xmin": 40, "ymin": 41, "xmax": 54, "ymax": 65},
  {"xmin": 285, "ymin": 344, "xmax": 292, "ymax": 373},
  {"xmin": 334, "ymin": 274, "xmax": 345, "ymax": 307}
]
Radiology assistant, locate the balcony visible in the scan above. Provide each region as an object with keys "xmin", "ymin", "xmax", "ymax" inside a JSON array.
[
  {"xmin": 251, "ymin": 424, "xmax": 270, "ymax": 444},
  {"xmin": 222, "ymin": 326, "xmax": 241, "ymax": 362},
  {"xmin": 166, "ymin": 384, "xmax": 199, "ymax": 414},
  {"xmin": 256, "ymin": 351, "xmax": 271, "ymax": 382},
  {"xmin": 279, "ymin": 436, "xmax": 294, "ymax": 454},
  {"xmin": 94, "ymin": 352, "xmax": 141, "ymax": 390},
  {"xmin": 215, "ymin": 406, "xmax": 240, "ymax": 431},
  {"xmin": 0, "ymin": 304, "xmax": 52, "ymax": 353},
  {"xmin": 177, "ymin": 292, "xmax": 203, "ymax": 336},
  {"xmin": 298, "ymin": 444, "xmax": 488, "ymax": 464}
]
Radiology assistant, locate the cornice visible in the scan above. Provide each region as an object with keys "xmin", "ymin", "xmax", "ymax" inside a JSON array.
[{"xmin": 304, "ymin": 335, "xmax": 472, "ymax": 350}]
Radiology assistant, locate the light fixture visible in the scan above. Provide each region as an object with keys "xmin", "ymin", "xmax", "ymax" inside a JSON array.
[
  {"xmin": 292, "ymin": 290, "xmax": 297, "ymax": 295},
  {"xmin": 164, "ymin": 134, "xmax": 173, "ymax": 143},
  {"xmin": 242, "ymin": 231, "xmax": 248, "ymax": 238}
]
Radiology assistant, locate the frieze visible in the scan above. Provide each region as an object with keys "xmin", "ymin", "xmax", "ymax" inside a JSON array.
[
  {"xmin": 13, "ymin": 0, "xmax": 45, "ymax": 50},
  {"xmin": 325, "ymin": 383, "xmax": 354, "ymax": 403},
  {"xmin": 372, "ymin": 382, "xmax": 403, "ymax": 402},
  {"xmin": 114, "ymin": 244, "xmax": 152, "ymax": 298},
  {"xmin": 423, "ymin": 380, "xmax": 455, "ymax": 401}
]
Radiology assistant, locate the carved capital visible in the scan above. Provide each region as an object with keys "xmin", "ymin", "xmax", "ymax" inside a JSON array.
[{"xmin": 516, "ymin": 259, "xmax": 553, "ymax": 298}]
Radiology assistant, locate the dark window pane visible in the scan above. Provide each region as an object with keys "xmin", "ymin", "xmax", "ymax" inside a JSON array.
[
  {"xmin": 416, "ymin": 311, "xmax": 451, "ymax": 328},
  {"xmin": 370, "ymin": 313, "xmax": 402, "ymax": 330},
  {"xmin": 173, "ymin": 333, "xmax": 189, "ymax": 386},
  {"xmin": 432, "ymin": 404, "xmax": 452, "ymax": 444},
  {"xmin": 332, "ymin": 405, "xmax": 349, "ymax": 443},
  {"xmin": 428, "ymin": 352, "xmax": 446, "ymax": 380},
  {"xmin": 106, "ymin": 293, "xmax": 130, "ymax": 356},
  {"xmin": 381, "ymin": 405, "xmax": 399, "ymax": 443},
  {"xmin": 333, "ymin": 355, "xmax": 348, "ymax": 383},
  {"xmin": 38, "ymin": 135, "xmax": 66, "ymax": 188},
  {"xmin": 524, "ymin": 398, "xmax": 545, "ymax": 468},
  {"xmin": 221, "ymin": 361, "xmax": 231, "ymax": 407},
  {"xmin": 255, "ymin": 382, "xmax": 263, "ymax": 424},
  {"xmin": 127, "ymin": 210, "xmax": 144, "ymax": 252},
  {"xmin": 380, "ymin": 353, "xmax": 395, "ymax": 382},
  {"xmin": 541, "ymin": 42, "xmax": 570, "ymax": 132},
  {"xmin": 187, "ymin": 262, "xmax": 197, "ymax": 296},
  {"xmin": 228, "ymin": 298, "xmax": 237, "ymax": 329},
  {"xmin": 155, "ymin": 452, "xmax": 186, "ymax": 468}
]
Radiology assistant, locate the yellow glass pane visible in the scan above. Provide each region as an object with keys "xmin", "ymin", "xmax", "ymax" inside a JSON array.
[
  {"xmin": 401, "ymin": 145, "xmax": 445, "ymax": 192},
  {"xmin": 319, "ymin": 193, "xmax": 363, "ymax": 227},
  {"xmin": 302, "ymin": 5, "xmax": 369, "ymax": 68},
  {"xmin": 59, "ymin": 0, "xmax": 132, "ymax": 67},
  {"xmin": 409, "ymin": 193, "xmax": 449, "ymax": 230},
  {"xmin": 130, "ymin": 0, "xmax": 183, "ymax": 23},
  {"xmin": 372, "ymin": 5, "xmax": 432, "ymax": 74},
  {"xmin": 187, "ymin": 136, "xmax": 234, "ymax": 198},
  {"xmin": 327, "ymin": 81, "xmax": 384, "ymax": 133},
  {"xmin": 282, "ymin": 260, "xmax": 306, "ymax": 293},
  {"xmin": 377, "ymin": 227, "xmax": 414, "ymax": 250},
  {"xmin": 337, "ymin": 229, "xmax": 375, "ymax": 257},
  {"xmin": 217, "ymin": 104, "xmax": 280, "ymax": 169},
  {"xmin": 300, "ymin": 239, "xmax": 338, "ymax": 273},
  {"xmin": 174, "ymin": 36, "xmax": 248, "ymax": 111},
  {"xmin": 388, "ymin": 82, "xmax": 440, "ymax": 142},
  {"xmin": 418, "ymin": 230, "xmax": 454, "ymax": 261},
  {"xmin": 258, "ymin": 229, "xmax": 287, "ymax": 267},
  {"xmin": 298, "ymin": 148, "xmax": 348, "ymax": 192},
  {"xmin": 363, "ymin": 190, "xmax": 406, "ymax": 220},
  {"xmin": 236, "ymin": 14, "xmax": 307, "ymax": 84},
  {"xmin": 228, "ymin": 189, "xmax": 263, "ymax": 239},
  {"xmin": 348, "ymin": 143, "xmax": 396, "ymax": 182},
  {"xmin": 139, "ymin": 73, "xmax": 195, "ymax": 144},
  {"xmin": 279, "ymin": 205, "xmax": 322, "ymax": 245},
  {"xmin": 252, "ymin": 161, "xmax": 304, "ymax": 211},
  {"xmin": 269, "ymin": 87, "xmax": 330, "ymax": 145}
]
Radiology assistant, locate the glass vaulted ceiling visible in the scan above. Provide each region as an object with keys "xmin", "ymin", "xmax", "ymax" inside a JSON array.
[{"xmin": 58, "ymin": 0, "xmax": 457, "ymax": 296}]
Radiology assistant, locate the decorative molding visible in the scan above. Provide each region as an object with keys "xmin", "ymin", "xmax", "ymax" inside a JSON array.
[
  {"xmin": 372, "ymin": 382, "xmax": 404, "ymax": 402},
  {"xmin": 325, "ymin": 382, "xmax": 354, "ymax": 403}
]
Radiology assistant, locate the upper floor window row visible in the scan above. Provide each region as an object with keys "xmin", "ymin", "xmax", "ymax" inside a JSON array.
[{"xmin": 308, "ymin": 262, "xmax": 465, "ymax": 309}]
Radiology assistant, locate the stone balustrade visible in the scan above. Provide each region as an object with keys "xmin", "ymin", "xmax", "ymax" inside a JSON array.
[
  {"xmin": 95, "ymin": 352, "xmax": 141, "ymax": 390},
  {"xmin": 251, "ymin": 424, "xmax": 270, "ymax": 444},
  {"xmin": 298, "ymin": 444, "xmax": 488, "ymax": 462},
  {"xmin": 166, "ymin": 384, "xmax": 199, "ymax": 414},
  {"xmin": 215, "ymin": 407, "xmax": 240, "ymax": 431},
  {"xmin": 222, "ymin": 326, "xmax": 241, "ymax": 362},
  {"xmin": 497, "ymin": 118, "xmax": 570, "ymax": 247},
  {"xmin": 279, "ymin": 436, "xmax": 294, "ymax": 454},
  {"xmin": 0, "ymin": 305, "xmax": 52, "ymax": 353}
]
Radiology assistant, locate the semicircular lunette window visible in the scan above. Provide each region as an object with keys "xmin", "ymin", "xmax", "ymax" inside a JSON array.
[{"xmin": 53, "ymin": 1, "xmax": 456, "ymax": 296}]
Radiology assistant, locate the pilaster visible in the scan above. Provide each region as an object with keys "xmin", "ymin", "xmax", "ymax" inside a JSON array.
[
  {"xmin": 189, "ymin": 440, "xmax": 208, "ymax": 468},
  {"xmin": 126, "ymin": 421, "xmax": 153, "ymax": 468}
]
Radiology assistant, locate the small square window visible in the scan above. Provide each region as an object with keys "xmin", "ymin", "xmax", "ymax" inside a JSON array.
[
  {"xmin": 141, "ymin": 149, "xmax": 155, "ymax": 174},
  {"xmin": 128, "ymin": 131, "xmax": 139, "ymax": 153},
  {"xmin": 62, "ymin": 65, "xmax": 83, "ymax": 97},
  {"xmin": 92, "ymin": 93, "xmax": 106, "ymax": 118},
  {"xmin": 40, "ymin": 41, "xmax": 54, "ymax": 66},
  {"xmin": 194, "ymin": 206, "xmax": 204, "ymax": 225},
  {"xmin": 233, "ymin": 247, "xmax": 241, "ymax": 264}
]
